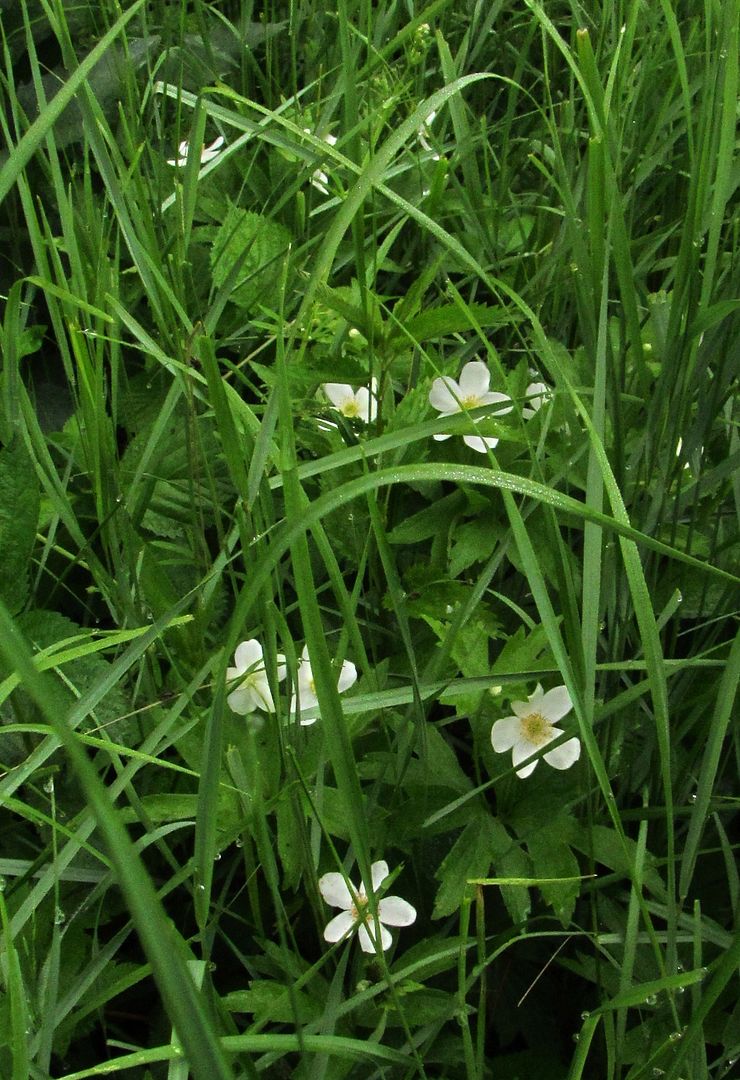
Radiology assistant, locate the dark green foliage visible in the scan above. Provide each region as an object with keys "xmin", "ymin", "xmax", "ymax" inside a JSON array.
[{"xmin": 0, "ymin": 1, "xmax": 737, "ymax": 1078}]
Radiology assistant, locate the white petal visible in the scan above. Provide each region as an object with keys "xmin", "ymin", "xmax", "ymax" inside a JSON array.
[
  {"xmin": 275, "ymin": 654, "xmax": 288, "ymax": 682},
  {"xmin": 233, "ymin": 639, "xmax": 263, "ymax": 674},
  {"xmin": 485, "ymin": 391, "xmax": 513, "ymax": 415},
  {"xmin": 323, "ymin": 910, "xmax": 355, "ymax": 943},
  {"xmin": 358, "ymin": 920, "xmax": 393, "ymax": 952},
  {"xmin": 491, "ymin": 716, "xmax": 521, "ymax": 753},
  {"xmin": 226, "ymin": 686, "xmax": 257, "ymax": 715},
  {"xmin": 311, "ymin": 169, "xmax": 329, "ymax": 194},
  {"xmin": 370, "ymin": 861, "xmax": 389, "ymax": 892},
  {"xmin": 319, "ymin": 872, "xmax": 353, "ymax": 909},
  {"xmin": 357, "ymin": 923, "xmax": 374, "ymax": 952},
  {"xmin": 323, "ymin": 383, "xmax": 354, "ymax": 409},
  {"xmin": 463, "ymin": 433, "xmax": 498, "ymax": 452},
  {"xmin": 510, "ymin": 698, "xmax": 532, "ymax": 719},
  {"xmin": 512, "ymin": 739, "xmax": 539, "ymax": 778},
  {"xmin": 351, "ymin": 387, "xmax": 369, "ymax": 422},
  {"xmin": 524, "ymin": 382, "xmax": 548, "ymax": 414},
  {"xmin": 378, "ymin": 895, "xmax": 416, "ymax": 927},
  {"xmin": 458, "ymin": 361, "xmax": 491, "ymax": 397},
  {"xmin": 252, "ymin": 677, "xmax": 276, "ymax": 713},
  {"xmin": 432, "ymin": 432, "xmax": 452, "ymax": 442},
  {"xmin": 297, "ymin": 662, "xmax": 315, "ymax": 695},
  {"xmin": 337, "ymin": 659, "xmax": 357, "ymax": 693},
  {"xmin": 544, "ymin": 737, "xmax": 581, "ymax": 771},
  {"xmin": 539, "ymin": 685, "xmax": 573, "ymax": 723},
  {"xmin": 429, "ymin": 376, "xmax": 462, "ymax": 413},
  {"xmin": 201, "ymin": 135, "xmax": 225, "ymax": 162},
  {"xmin": 513, "ymin": 684, "xmax": 544, "ymax": 716}
]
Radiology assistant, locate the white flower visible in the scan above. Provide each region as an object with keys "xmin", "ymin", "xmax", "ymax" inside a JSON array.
[
  {"xmin": 522, "ymin": 381, "xmax": 550, "ymax": 419},
  {"xmin": 290, "ymin": 645, "xmax": 357, "ymax": 725},
  {"xmin": 226, "ymin": 639, "xmax": 286, "ymax": 714},
  {"xmin": 322, "ymin": 378, "xmax": 378, "ymax": 423},
  {"xmin": 428, "ymin": 360, "xmax": 512, "ymax": 453},
  {"xmin": 319, "ymin": 860, "xmax": 417, "ymax": 952},
  {"xmin": 166, "ymin": 135, "xmax": 225, "ymax": 167},
  {"xmin": 491, "ymin": 683, "xmax": 581, "ymax": 778},
  {"xmin": 306, "ymin": 131, "xmax": 337, "ymax": 194}
]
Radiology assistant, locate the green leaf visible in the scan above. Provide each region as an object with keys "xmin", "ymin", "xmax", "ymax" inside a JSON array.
[
  {"xmin": 387, "ymin": 303, "xmax": 514, "ymax": 346},
  {"xmin": 210, "ymin": 206, "xmax": 291, "ymax": 312},
  {"xmin": 434, "ymin": 814, "xmax": 503, "ymax": 918},
  {"xmin": 526, "ymin": 818, "xmax": 581, "ymax": 926},
  {"xmin": 0, "ymin": 441, "xmax": 39, "ymax": 615}
]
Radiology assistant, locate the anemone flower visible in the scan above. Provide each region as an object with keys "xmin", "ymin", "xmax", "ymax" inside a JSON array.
[
  {"xmin": 319, "ymin": 860, "xmax": 416, "ymax": 952},
  {"xmin": 491, "ymin": 683, "xmax": 581, "ymax": 778},
  {"xmin": 322, "ymin": 378, "xmax": 378, "ymax": 423},
  {"xmin": 428, "ymin": 360, "xmax": 512, "ymax": 453},
  {"xmin": 226, "ymin": 639, "xmax": 286, "ymax": 715},
  {"xmin": 290, "ymin": 645, "xmax": 357, "ymax": 725}
]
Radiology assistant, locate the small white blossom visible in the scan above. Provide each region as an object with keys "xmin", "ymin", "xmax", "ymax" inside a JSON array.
[
  {"xmin": 166, "ymin": 135, "xmax": 225, "ymax": 167},
  {"xmin": 226, "ymin": 639, "xmax": 286, "ymax": 715},
  {"xmin": 428, "ymin": 360, "xmax": 512, "ymax": 453},
  {"xmin": 322, "ymin": 378, "xmax": 378, "ymax": 423},
  {"xmin": 306, "ymin": 130, "xmax": 337, "ymax": 194},
  {"xmin": 522, "ymin": 381, "xmax": 551, "ymax": 419},
  {"xmin": 491, "ymin": 683, "xmax": 581, "ymax": 778},
  {"xmin": 290, "ymin": 645, "xmax": 357, "ymax": 725},
  {"xmin": 319, "ymin": 860, "xmax": 416, "ymax": 952}
]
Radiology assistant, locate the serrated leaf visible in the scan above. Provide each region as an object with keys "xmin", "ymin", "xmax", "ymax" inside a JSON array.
[
  {"xmin": 14, "ymin": 611, "xmax": 133, "ymax": 743},
  {"xmin": 211, "ymin": 206, "xmax": 291, "ymax": 312},
  {"xmin": 433, "ymin": 815, "xmax": 498, "ymax": 918},
  {"xmin": 387, "ymin": 490, "xmax": 464, "ymax": 544},
  {"xmin": 526, "ymin": 818, "xmax": 581, "ymax": 926},
  {"xmin": 0, "ymin": 441, "xmax": 39, "ymax": 614},
  {"xmin": 449, "ymin": 514, "xmax": 502, "ymax": 576},
  {"xmin": 387, "ymin": 303, "xmax": 514, "ymax": 346}
]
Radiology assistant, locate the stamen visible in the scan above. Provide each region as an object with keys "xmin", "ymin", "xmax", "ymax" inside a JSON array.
[{"xmin": 521, "ymin": 711, "xmax": 554, "ymax": 746}]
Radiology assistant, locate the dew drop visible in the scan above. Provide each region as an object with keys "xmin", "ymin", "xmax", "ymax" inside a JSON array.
[
  {"xmin": 197, "ymin": 883, "xmax": 206, "ymax": 892},
  {"xmin": 43, "ymin": 777, "xmax": 55, "ymax": 794},
  {"xmin": 580, "ymin": 1011, "xmax": 590, "ymax": 1020},
  {"xmin": 53, "ymin": 907, "xmax": 66, "ymax": 925},
  {"xmin": 214, "ymin": 852, "xmax": 222, "ymax": 861},
  {"xmin": 0, "ymin": 877, "xmax": 6, "ymax": 893},
  {"xmin": 689, "ymin": 792, "xmax": 698, "ymax": 803},
  {"xmin": 645, "ymin": 993, "xmax": 658, "ymax": 1005},
  {"xmin": 572, "ymin": 1033, "xmax": 580, "ymax": 1043},
  {"xmin": 669, "ymin": 1031, "xmax": 683, "ymax": 1042},
  {"xmin": 208, "ymin": 960, "xmax": 217, "ymax": 971},
  {"xmin": 235, "ymin": 837, "xmax": 243, "ymax": 848}
]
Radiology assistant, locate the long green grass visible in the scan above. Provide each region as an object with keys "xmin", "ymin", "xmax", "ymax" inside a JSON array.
[{"xmin": 0, "ymin": 1, "xmax": 738, "ymax": 1077}]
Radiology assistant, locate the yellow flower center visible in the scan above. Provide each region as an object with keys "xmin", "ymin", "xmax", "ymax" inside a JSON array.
[
  {"xmin": 350, "ymin": 894, "xmax": 370, "ymax": 923},
  {"xmin": 460, "ymin": 394, "xmax": 482, "ymax": 409},
  {"xmin": 521, "ymin": 711, "xmax": 554, "ymax": 746},
  {"xmin": 341, "ymin": 400, "xmax": 361, "ymax": 417}
]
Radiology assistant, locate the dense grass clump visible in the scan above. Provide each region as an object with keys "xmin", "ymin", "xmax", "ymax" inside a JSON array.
[{"xmin": 0, "ymin": 1, "xmax": 738, "ymax": 1077}]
